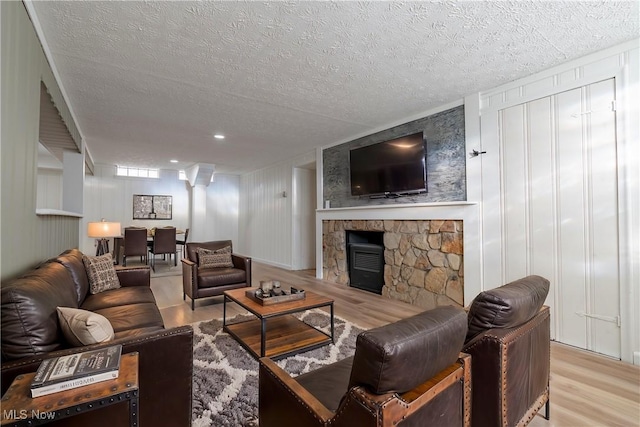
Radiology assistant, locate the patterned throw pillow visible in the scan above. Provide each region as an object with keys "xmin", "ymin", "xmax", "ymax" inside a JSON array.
[
  {"xmin": 197, "ymin": 246, "xmax": 233, "ymax": 269},
  {"xmin": 82, "ymin": 253, "xmax": 121, "ymax": 294}
]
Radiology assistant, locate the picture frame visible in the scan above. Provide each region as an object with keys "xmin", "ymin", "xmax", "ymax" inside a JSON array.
[{"xmin": 133, "ymin": 195, "xmax": 172, "ymax": 220}]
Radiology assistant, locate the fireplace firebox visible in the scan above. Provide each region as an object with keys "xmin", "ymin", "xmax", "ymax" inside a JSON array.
[{"xmin": 347, "ymin": 230, "xmax": 384, "ymax": 294}]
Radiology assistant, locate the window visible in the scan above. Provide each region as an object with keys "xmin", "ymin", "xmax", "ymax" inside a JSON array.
[{"xmin": 116, "ymin": 166, "xmax": 159, "ymax": 178}]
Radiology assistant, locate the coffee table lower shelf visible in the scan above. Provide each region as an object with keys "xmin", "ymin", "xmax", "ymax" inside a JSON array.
[{"xmin": 224, "ymin": 315, "xmax": 332, "ymax": 360}]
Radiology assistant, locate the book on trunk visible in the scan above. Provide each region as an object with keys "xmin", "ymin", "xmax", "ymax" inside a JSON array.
[{"xmin": 30, "ymin": 344, "xmax": 122, "ymax": 398}]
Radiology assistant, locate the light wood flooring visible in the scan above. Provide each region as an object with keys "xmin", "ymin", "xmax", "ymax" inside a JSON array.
[{"xmin": 151, "ymin": 262, "xmax": 640, "ymax": 427}]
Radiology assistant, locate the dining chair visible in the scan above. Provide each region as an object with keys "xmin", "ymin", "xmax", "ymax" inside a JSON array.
[
  {"xmin": 122, "ymin": 227, "xmax": 148, "ymax": 266},
  {"xmin": 148, "ymin": 227, "xmax": 177, "ymax": 271},
  {"xmin": 176, "ymin": 228, "xmax": 190, "ymax": 259}
]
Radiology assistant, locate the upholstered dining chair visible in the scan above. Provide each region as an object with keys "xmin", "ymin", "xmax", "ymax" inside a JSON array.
[
  {"xmin": 149, "ymin": 227, "xmax": 178, "ymax": 271},
  {"xmin": 148, "ymin": 226, "xmax": 177, "ymax": 271},
  {"xmin": 122, "ymin": 227, "xmax": 148, "ymax": 266},
  {"xmin": 176, "ymin": 228, "xmax": 189, "ymax": 259}
]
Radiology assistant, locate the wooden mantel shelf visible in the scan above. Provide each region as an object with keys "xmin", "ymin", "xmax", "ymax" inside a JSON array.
[{"xmin": 317, "ymin": 201, "xmax": 477, "ymax": 213}]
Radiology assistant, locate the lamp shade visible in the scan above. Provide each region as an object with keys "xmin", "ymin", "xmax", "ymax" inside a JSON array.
[{"xmin": 87, "ymin": 221, "xmax": 121, "ymax": 238}]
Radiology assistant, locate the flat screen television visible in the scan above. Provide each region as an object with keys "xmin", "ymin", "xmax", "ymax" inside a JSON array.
[{"xmin": 349, "ymin": 132, "xmax": 426, "ymax": 197}]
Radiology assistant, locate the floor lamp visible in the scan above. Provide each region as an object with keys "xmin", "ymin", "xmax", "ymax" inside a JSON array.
[{"xmin": 87, "ymin": 220, "xmax": 122, "ymax": 257}]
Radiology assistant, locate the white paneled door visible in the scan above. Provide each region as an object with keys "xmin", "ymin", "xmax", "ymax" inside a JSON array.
[{"xmin": 498, "ymin": 79, "xmax": 620, "ymax": 358}]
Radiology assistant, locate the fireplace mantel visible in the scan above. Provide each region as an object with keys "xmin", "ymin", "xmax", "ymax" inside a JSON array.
[{"xmin": 316, "ymin": 201, "xmax": 480, "ymax": 306}]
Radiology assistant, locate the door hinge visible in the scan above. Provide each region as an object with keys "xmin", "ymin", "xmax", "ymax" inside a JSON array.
[
  {"xmin": 611, "ymin": 100, "xmax": 617, "ymax": 112},
  {"xmin": 576, "ymin": 311, "xmax": 621, "ymax": 327}
]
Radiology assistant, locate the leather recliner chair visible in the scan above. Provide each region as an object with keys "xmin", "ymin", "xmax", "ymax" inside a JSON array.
[
  {"xmin": 259, "ymin": 306, "xmax": 472, "ymax": 427},
  {"xmin": 463, "ymin": 275, "xmax": 551, "ymax": 427}
]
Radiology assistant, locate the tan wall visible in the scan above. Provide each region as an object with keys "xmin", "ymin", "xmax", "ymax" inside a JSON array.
[{"xmin": 1, "ymin": 2, "xmax": 79, "ymax": 281}]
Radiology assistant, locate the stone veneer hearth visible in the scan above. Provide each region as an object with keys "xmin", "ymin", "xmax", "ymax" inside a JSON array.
[{"xmin": 323, "ymin": 219, "xmax": 463, "ymax": 310}]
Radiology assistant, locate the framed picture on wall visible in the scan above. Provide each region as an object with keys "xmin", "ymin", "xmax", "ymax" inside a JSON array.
[{"xmin": 133, "ymin": 195, "xmax": 172, "ymax": 220}]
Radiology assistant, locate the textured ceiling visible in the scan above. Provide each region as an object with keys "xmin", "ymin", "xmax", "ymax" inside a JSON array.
[{"xmin": 30, "ymin": 1, "xmax": 639, "ymax": 174}]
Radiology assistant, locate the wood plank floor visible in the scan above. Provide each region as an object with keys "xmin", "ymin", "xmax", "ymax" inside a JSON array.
[{"xmin": 152, "ymin": 262, "xmax": 640, "ymax": 427}]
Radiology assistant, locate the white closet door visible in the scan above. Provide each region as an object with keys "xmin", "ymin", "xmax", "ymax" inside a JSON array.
[{"xmin": 499, "ymin": 78, "xmax": 620, "ymax": 358}]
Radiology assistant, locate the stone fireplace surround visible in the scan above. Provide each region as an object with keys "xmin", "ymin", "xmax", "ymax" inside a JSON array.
[
  {"xmin": 316, "ymin": 202, "xmax": 479, "ymax": 309},
  {"xmin": 324, "ymin": 219, "xmax": 463, "ymax": 310}
]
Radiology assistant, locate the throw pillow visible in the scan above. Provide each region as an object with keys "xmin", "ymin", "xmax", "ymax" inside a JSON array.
[
  {"xmin": 197, "ymin": 246, "xmax": 233, "ymax": 269},
  {"xmin": 57, "ymin": 307, "xmax": 115, "ymax": 346},
  {"xmin": 82, "ymin": 253, "xmax": 121, "ymax": 294}
]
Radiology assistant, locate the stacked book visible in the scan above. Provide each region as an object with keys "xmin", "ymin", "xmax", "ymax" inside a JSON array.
[{"xmin": 30, "ymin": 344, "xmax": 122, "ymax": 398}]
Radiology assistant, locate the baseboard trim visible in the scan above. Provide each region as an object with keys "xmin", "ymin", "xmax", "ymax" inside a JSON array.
[{"xmin": 250, "ymin": 257, "xmax": 292, "ymax": 270}]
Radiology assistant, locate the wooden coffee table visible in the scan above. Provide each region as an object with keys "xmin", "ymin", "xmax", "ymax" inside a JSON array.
[{"xmin": 223, "ymin": 288, "xmax": 334, "ymax": 360}]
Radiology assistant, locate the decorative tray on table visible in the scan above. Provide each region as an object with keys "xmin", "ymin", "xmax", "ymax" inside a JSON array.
[{"xmin": 245, "ymin": 281, "xmax": 306, "ymax": 305}]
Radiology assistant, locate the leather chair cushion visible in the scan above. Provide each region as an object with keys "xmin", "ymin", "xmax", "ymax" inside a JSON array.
[
  {"xmin": 1, "ymin": 262, "xmax": 78, "ymax": 359},
  {"xmin": 197, "ymin": 268, "xmax": 246, "ymax": 288},
  {"xmin": 348, "ymin": 306, "xmax": 467, "ymax": 395},
  {"xmin": 296, "ymin": 356, "xmax": 354, "ymax": 411},
  {"xmin": 114, "ymin": 325, "xmax": 166, "ymax": 340},
  {"xmin": 81, "ymin": 287, "xmax": 158, "ymax": 312},
  {"xmin": 52, "ymin": 249, "xmax": 91, "ymax": 306},
  {"xmin": 466, "ymin": 275, "xmax": 550, "ymax": 342},
  {"xmin": 92, "ymin": 303, "xmax": 164, "ymax": 333}
]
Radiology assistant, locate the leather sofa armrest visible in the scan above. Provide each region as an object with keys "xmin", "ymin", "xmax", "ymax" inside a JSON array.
[
  {"xmin": 115, "ymin": 266, "xmax": 151, "ymax": 287},
  {"xmin": 259, "ymin": 357, "xmax": 333, "ymax": 427},
  {"xmin": 2, "ymin": 326, "xmax": 194, "ymax": 427},
  {"xmin": 232, "ymin": 254, "xmax": 252, "ymax": 286}
]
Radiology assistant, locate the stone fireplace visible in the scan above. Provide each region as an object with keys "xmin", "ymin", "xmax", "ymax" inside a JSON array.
[{"xmin": 323, "ymin": 219, "xmax": 463, "ymax": 310}]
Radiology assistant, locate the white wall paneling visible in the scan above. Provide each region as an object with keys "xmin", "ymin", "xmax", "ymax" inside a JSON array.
[
  {"xmin": 62, "ymin": 151, "xmax": 84, "ymax": 214},
  {"xmin": 292, "ymin": 167, "xmax": 316, "ymax": 270},
  {"xmin": 37, "ymin": 169, "xmax": 63, "ymax": 210},
  {"xmin": 480, "ymin": 41, "xmax": 639, "ymax": 363},
  {"xmin": 205, "ymin": 174, "xmax": 240, "ymax": 245},
  {"xmin": 240, "ymin": 163, "xmax": 292, "ymax": 268},
  {"xmin": 239, "ymin": 151, "xmax": 315, "ymax": 269}
]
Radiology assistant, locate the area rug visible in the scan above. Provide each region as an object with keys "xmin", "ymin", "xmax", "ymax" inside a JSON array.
[{"xmin": 191, "ymin": 310, "xmax": 364, "ymax": 427}]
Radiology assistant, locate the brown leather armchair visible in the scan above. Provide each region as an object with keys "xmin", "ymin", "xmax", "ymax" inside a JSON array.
[
  {"xmin": 122, "ymin": 227, "xmax": 148, "ymax": 266},
  {"xmin": 181, "ymin": 240, "xmax": 251, "ymax": 310},
  {"xmin": 462, "ymin": 275, "xmax": 551, "ymax": 427},
  {"xmin": 259, "ymin": 306, "xmax": 471, "ymax": 427}
]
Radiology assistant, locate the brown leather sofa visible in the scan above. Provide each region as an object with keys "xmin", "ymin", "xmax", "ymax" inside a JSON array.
[
  {"xmin": 1, "ymin": 249, "xmax": 193, "ymax": 427},
  {"xmin": 259, "ymin": 306, "xmax": 472, "ymax": 427},
  {"xmin": 181, "ymin": 240, "xmax": 252, "ymax": 310},
  {"xmin": 463, "ymin": 275, "xmax": 551, "ymax": 427}
]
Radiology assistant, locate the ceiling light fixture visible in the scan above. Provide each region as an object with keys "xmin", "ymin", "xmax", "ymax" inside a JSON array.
[
  {"xmin": 214, "ymin": 134, "xmax": 225, "ymax": 140},
  {"xmin": 170, "ymin": 159, "xmax": 178, "ymax": 163}
]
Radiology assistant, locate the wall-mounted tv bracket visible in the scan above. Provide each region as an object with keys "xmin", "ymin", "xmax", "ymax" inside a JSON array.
[{"xmin": 469, "ymin": 149, "xmax": 487, "ymax": 158}]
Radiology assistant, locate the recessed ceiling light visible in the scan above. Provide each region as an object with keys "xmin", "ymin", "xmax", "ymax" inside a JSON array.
[
  {"xmin": 214, "ymin": 134, "xmax": 225, "ymax": 140},
  {"xmin": 170, "ymin": 159, "xmax": 178, "ymax": 163}
]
